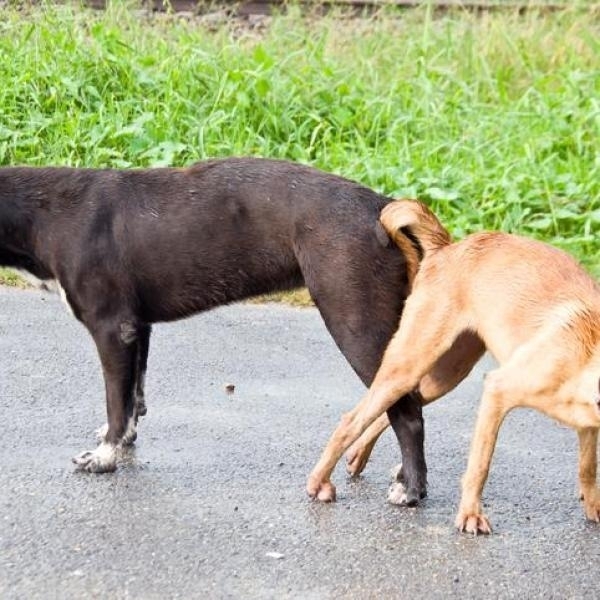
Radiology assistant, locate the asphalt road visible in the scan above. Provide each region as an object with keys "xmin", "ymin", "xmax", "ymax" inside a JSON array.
[{"xmin": 1, "ymin": 287, "xmax": 598, "ymax": 599}]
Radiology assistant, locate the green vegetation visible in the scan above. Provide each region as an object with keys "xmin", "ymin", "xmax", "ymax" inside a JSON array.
[
  {"xmin": 0, "ymin": 268, "xmax": 25, "ymax": 287},
  {"xmin": 0, "ymin": 2, "xmax": 598, "ymax": 293}
]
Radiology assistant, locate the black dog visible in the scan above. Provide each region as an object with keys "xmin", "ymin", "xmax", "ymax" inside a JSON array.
[{"xmin": 0, "ymin": 157, "xmax": 427, "ymax": 504}]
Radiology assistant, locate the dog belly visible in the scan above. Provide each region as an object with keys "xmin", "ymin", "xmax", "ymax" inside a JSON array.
[{"xmin": 134, "ymin": 263, "xmax": 304, "ymax": 323}]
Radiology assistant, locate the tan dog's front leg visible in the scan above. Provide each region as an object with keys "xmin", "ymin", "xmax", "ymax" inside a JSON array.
[
  {"xmin": 577, "ymin": 427, "xmax": 600, "ymax": 522},
  {"xmin": 455, "ymin": 375, "xmax": 508, "ymax": 535}
]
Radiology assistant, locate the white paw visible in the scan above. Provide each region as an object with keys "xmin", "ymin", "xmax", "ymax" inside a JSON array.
[
  {"xmin": 72, "ymin": 442, "xmax": 117, "ymax": 473},
  {"xmin": 387, "ymin": 481, "xmax": 410, "ymax": 505}
]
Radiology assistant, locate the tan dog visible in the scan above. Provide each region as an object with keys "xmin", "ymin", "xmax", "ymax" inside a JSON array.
[{"xmin": 307, "ymin": 200, "xmax": 600, "ymax": 534}]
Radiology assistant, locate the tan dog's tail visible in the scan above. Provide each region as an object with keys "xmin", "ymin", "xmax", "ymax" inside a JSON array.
[{"xmin": 380, "ymin": 200, "xmax": 451, "ymax": 285}]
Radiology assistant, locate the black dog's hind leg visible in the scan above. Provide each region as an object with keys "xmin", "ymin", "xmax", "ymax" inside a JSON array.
[
  {"xmin": 387, "ymin": 393, "xmax": 427, "ymax": 505},
  {"xmin": 74, "ymin": 316, "xmax": 139, "ymax": 473},
  {"xmin": 299, "ymin": 235, "xmax": 428, "ymax": 504}
]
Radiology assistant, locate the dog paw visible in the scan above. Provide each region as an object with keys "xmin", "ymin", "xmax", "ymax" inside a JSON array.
[
  {"xmin": 72, "ymin": 443, "xmax": 118, "ymax": 473},
  {"xmin": 455, "ymin": 511, "xmax": 492, "ymax": 535},
  {"xmin": 345, "ymin": 443, "xmax": 372, "ymax": 477},
  {"xmin": 387, "ymin": 482, "xmax": 424, "ymax": 507},
  {"xmin": 582, "ymin": 493, "xmax": 600, "ymax": 523},
  {"xmin": 388, "ymin": 481, "xmax": 410, "ymax": 505},
  {"xmin": 387, "ymin": 464, "xmax": 426, "ymax": 506},
  {"xmin": 306, "ymin": 478, "xmax": 337, "ymax": 502}
]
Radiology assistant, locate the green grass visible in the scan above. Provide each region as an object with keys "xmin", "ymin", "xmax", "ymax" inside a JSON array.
[
  {"xmin": 0, "ymin": 268, "xmax": 26, "ymax": 287},
  {"xmin": 0, "ymin": 1, "xmax": 598, "ymax": 292}
]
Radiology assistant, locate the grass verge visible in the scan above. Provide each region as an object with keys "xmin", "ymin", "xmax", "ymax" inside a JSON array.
[
  {"xmin": 0, "ymin": 2, "xmax": 598, "ymax": 298},
  {"xmin": 0, "ymin": 267, "xmax": 26, "ymax": 287}
]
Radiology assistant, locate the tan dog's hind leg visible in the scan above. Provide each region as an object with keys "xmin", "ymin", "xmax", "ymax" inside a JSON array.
[
  {"xmin": 307, "ymin": 288, "xmax": 465, "ymax": 502},
  {"xmin": 578, "ymin": 428, "xmax": 600, "ymax": 522},
  {"xmin": 455, "ymin": 371, "xmax": 509, "ymax": 535}
]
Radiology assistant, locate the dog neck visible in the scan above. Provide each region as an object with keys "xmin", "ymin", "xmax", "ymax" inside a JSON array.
[{"xmin": 0, "ymin": 168, "xmax": 55, "ymax": 280}]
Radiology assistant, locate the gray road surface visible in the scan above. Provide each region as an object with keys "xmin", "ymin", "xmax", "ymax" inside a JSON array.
[{"xmin": 1, "ymin": 288, "xmax": 598, "ymax": 599}]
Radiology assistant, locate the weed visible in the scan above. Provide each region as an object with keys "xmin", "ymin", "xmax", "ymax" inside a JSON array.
[{"xmin": 0, "ymin": 3, "xmax": 598, "ymax": 292}]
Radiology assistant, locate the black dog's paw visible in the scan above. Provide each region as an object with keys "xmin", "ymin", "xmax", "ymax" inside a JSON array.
[
  {"xmin": 387, "ymin": 482, "xmax": 427, "ymax": 506},
  {"xmin": 72, "ymin": 443, "xmax": 118, "ymax": 473},
  {"xmin": 388, "ymin": 463, "xmax": 427, "ymax": 506}
]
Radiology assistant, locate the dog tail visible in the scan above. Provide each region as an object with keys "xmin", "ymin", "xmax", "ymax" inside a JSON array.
[{"xmin": 380, "ymin": 199, "xmax": 451, "ymax": 285}]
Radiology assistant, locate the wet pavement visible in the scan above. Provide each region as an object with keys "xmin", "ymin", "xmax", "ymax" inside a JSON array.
[{"xmin": 1, "ymin": 287, "xmax": 598, "ymax": 599}]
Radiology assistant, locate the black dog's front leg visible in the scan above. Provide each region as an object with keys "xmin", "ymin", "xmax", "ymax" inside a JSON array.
[
  {"xmin": 95, "ymin": 322, "xmax": 151, "ymax": 444},
  {"xmin": 74, "ymin": 318, "xmax": 139, "ymax": 473}
]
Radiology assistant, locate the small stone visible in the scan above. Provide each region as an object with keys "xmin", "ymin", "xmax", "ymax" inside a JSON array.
[{"xmin": 225, "ymin": 383, "xmax": 235, "ymax": 394}]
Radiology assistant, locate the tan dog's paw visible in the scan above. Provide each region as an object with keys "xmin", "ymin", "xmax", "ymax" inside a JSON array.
[
  {"xmin": 306, "ymin": 478, "xmax": 337, "ymax": 502},
  {"xmin": 582, "ymin": 491, "xmax": 600, "ymax": 523},
  {"xmin": 455, "ymin": 510, "xmax": 492, "ymax": 535},
  {"xmin": 345, "ymin": 442, "xmax": 372, "ymax": 477}
]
